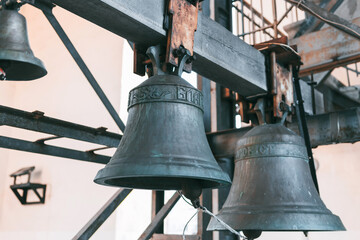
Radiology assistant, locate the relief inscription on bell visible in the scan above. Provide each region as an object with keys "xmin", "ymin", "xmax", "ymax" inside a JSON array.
[
  {"xmin": 235, "ymin": 143, "xmax": 308, "ymax": 161},
  {"xmin": 128, "ymin": 84, "xmax": 203, "ymax": 110}
]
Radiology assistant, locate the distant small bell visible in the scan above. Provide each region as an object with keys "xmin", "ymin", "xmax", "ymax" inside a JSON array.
[
  {"xmin": 0, "ymin": 9, "xmax": 47, "ymax": 80},
  {"xmin": 207, "ymin": 124, "xmax": 345, "ymax": 239},
  {"xmin": 94, "ymin": 73, "xmax": 231, "ymax": 196}
]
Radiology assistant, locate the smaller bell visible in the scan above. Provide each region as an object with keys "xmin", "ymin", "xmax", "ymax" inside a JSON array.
[
  {"xmin": 207, "ymin": 124, "xmax": 345, "ymax": 239},
  {"xmin": 0, "ymin": 9, "xmax": 47, "ymax": 80}
]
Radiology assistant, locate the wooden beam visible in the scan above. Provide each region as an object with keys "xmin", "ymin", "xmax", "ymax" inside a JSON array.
[
  {"xmin": 49, "ymin": 0, "xmax": 267, "ymax": 97},
  {"xmin": 290, "ymin": 17, "xmax": 360, "ymax": 77}
]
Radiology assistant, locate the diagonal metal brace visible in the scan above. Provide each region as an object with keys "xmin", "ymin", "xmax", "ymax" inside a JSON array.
[
  {"xmin": 72, "ymin": 189, "xmax": 132, "ymax": 240},
  {"xmin": 33, "ymin": 2, "xmax": 126, "ymax": 132},
  {"xmin": 139, "ymin": 192, "xmax": 181, "ymax": 240}
]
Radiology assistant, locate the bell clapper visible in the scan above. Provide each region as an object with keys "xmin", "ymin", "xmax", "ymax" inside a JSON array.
[
  {"xmin": 0, "ymin": 67, "xmax": 6, "ymax": 80},
  {"xmin": 243, "ymin": 230, "xmax": 262, "ymax": 239},
  {"xmin": 181, "ymin": 180, "xmax": 202, "ymax": 208}
]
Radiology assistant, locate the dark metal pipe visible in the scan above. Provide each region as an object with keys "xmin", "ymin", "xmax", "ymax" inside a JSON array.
[{"xmin": 207, "ymin": 107, "xmax": 360, "ymax": 158}]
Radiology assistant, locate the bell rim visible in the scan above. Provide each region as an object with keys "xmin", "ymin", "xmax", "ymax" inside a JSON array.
[
  {"xmin": 207, "ymin": 211, "xmax": 346, "ymax": 232},
  {"xmin": 94, "ymin": 174, "xmax": 232, "ymax": 190},
  {"xmin": 0, "ymin": 50, "xmax": 47, "ymax": 80},
  {"xmin": 94, "ymin": 159, "xmax": 232, "ymax": 190}
]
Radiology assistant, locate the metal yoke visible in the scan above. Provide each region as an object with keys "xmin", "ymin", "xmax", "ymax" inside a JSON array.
[{"xmin": 134, "ymin": 0, "xmax": 200, "ymax": 76}]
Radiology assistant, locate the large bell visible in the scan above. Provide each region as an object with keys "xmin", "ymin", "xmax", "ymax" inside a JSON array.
[
  {"xmin": 94, "ymin": 73, "xmax": 231, "ymax": 195},
  {"xmin": 0, "ymin": 9, "xmax": 47, "ymax": 80},
  {"xmin": 207, "ymin": 124, "xmax": 345, "ymax": 239}
]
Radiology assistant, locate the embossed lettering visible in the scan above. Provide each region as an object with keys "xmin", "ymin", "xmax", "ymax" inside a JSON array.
[{"xmin": 128, "ymin": 84, "xmax": 203, "ymax": 110}]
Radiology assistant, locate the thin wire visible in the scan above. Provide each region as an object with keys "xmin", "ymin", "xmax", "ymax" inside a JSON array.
[
  {"xmin": 200, "ymin": 206, "xmax": 247, "ymax": 239},
  {"xmin": 297, "ymin": 0, "xmax": 303, "ymax": 8},
  {"xmin": 288, "ymin": 0, "xmax": 360, "ymax": 39},
  {"xmin": 177, "ymin": 191, "xmax": 194, "ymax": 207},
  {"xmin": 182, "ymin": 209, "xmax": 199, "ymax": 240},
  {"xmin": 178, "ymin": 192, "xmax": 247, "ymax": 239}
]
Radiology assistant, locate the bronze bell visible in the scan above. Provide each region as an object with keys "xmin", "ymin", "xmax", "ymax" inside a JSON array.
[
  {"xmin": 94, "ymin": 72, "xmax": 231, "ymax": 197},
  {"xmin": 207, "ymin": 124, "xmax": 345, "ymax": 239},
  {"xmin": 0, "ymin": 9, "xmax": 47, "ymax": 80}
]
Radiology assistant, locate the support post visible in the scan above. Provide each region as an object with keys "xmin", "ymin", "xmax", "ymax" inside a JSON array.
[
  {"xmin": 293, "ymin": 66, "xmax": 319, "ymax": 192},
  {"xmin": 139, "ymin": 193, "xmax": 181, "ymax": 240}
]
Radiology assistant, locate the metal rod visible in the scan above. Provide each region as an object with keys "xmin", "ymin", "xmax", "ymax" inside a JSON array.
[
  {"xmin": 86, "ymin": 146, "xmax": 111, "ymax": 153},
  {"xmin": 0, "ymin": 105, "xmax": 121, "ymax": 148},
  {"xmin": 72, "ymin": 189, "xmax": 132, "ymax": 240},
  {"xmin": 277, "ymin": 5, "xmax": 294, "ymax": 26},
  {"xmin": 152, "ymin": 191, "xmax": 165, "ymax": 234},
  {"xmin": 310, "ymin": 73, "xmax": 316, "ymax": 115},
  {"xmin": 139, "ymin": 192, "xmax": 181, "ymax": 240},
  {"xmin": 260, "ymin": 0, "xmax": 264, "ymax": 42},
  {"xmin": 233, "ymin": 4, "xmax": 274, "ymax": 39},
  {"xmin": 286, "ymin": 0, "xmax": 360, "ymax": 40},
  {"xmin": 250, "ymin": 0, "xmax": 256, "ymax": 44},
  {"xmin": 346, "ymin": 66, "xmax": 351, "ymax": 86},
  {"xmin": 237, "ymin": 24, "xmax": 273, "ymax": 37},
  {"xmin": 236, "ymin": 2, "xmax": 240, "ymax": 37},
  {"xmin": 241, "ymin": 0, "xmax": 245, "ymax": 39},
  {"xmin": 271, "ymin": 52, "xmax": 277, "ymax": 95},
  {"xmin": 41, "ymin": 8, "xmax": 126, "ymax": 132},
  {"xmin": 35, "ymin": 136, "xmax": 62, "ymax": 144},
  {"xmin": 272, "ymin": 0, "xmax": 278, "ymax": 37},
  {"xmin": 293, "ymin": 66, "xmax": 319, "ymax": 193},
  {"xmin": 0, "ymin": 136, "xmax": 111, "ymax": 164}
]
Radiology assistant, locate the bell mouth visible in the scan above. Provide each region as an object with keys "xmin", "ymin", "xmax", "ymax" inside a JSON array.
[
  {"xmin": 0, "ymin": 50, "xmax": 47, "ymax": 80},
  {"xmin": 94, "ymin": 175, "xmax": 231, "ymax": 190},
  {"xmin": 94, "ymin": 154, "xmax": 232, "ymax": 190},
  {"xmin": 207, "ymin": 209, "xmax": 346, "ymax": 232}
]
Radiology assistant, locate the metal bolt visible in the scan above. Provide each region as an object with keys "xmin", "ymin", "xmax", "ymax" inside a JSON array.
[{"xmin": 173, "ymin": 47, "xmax": 186, "ymax": 58}]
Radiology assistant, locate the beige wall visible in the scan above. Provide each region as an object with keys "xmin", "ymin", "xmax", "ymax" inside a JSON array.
[
  {"xmin": 0, "ymin": 5, "xmax": 124, "ymax": 239},
  {"xmin": 0, "ymin": 3, "xmax": 359, "ymax": 240}
]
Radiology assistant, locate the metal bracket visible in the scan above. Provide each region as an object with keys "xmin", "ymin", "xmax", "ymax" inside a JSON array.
[
  {"xmin": 165, "ymin": 0, "xmax": 199, "ymax": 73},
  {"xmin": 10, "ymin": 166, "xmax": 47, "ymax": 205},
  {"xmin": 255, "ymin": 38, "xmax": 302, "ymax": 122},
  {"xmin": 144, "ymin": 45, "xmax": 192, "ymax": 77}
]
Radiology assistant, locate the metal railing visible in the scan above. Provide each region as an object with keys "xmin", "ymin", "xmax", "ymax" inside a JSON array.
[{"xmin": 232, "ymin": 0, "xmax": 304, "ymax": 44}]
